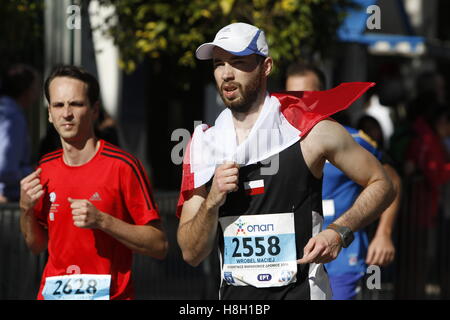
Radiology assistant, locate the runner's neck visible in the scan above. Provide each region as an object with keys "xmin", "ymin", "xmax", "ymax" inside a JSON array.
[
  {"xmin": 232, "ymin": 91, "xmax": 266, "ymax": 145},
  {"xmin": 61, "ymin": 137, "xmax": 100, "ymax": 167}
]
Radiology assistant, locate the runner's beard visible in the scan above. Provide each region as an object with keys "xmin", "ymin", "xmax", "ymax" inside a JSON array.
[{"xmin": 218, "ymin": 70, "xmax": 263, "ymax": 114}]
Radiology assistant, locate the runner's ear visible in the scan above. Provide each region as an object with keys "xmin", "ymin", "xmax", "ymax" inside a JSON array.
[
  {"xmin": 92, "ymin": 101, "xmax": 100, "ymax": 121},
  {"xmin": 263, "ymin": 57, "xmax": 273, "ymax": 77}
]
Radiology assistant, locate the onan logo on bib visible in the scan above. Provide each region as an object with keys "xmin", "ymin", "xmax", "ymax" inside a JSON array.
[
  {"xmin": 234, "ymin": 219, "xmax": 275, "ymax": 235},
  {"xmin": 246, "ymin": 223, "xmax": 274, "ymax": 233},
  {"xmin": 234, "ymin": 219, "xmax": 247, "ymax": 235}
]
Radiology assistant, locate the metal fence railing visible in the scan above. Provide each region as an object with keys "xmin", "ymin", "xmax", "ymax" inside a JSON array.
[
  {"xmin": 0, "ymin": 203, "xmax": 47, "ymax": 299},
  {"xmin": 132, "ymin": 191, "xmax": 220, "ymax": 300},
  {"xmin": 393, "ymin": 175, "xmax": 450, "ymax": 299},
  {"xmin": 359, "ymin": 175, "xmax": 450, "ymax": 300}
]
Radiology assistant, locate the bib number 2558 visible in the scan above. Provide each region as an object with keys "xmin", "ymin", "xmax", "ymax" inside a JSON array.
[{"xmin": 231, "ymin": 236, "xmax": 281, "ymax": 257}]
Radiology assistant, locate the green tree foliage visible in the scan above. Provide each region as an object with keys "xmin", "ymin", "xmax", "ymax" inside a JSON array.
[
  {"xmin": 96, "ymin": 0, "xmax": 354, "ymax": 73},
  {"xmin": 0, "ymin": 0, "xmax": 44, "ymax": 72}
]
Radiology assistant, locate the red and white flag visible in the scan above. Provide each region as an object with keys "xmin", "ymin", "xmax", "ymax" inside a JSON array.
[
  {"xmin": 244, "ymin": 179, "xmax": 265, "ymax": 196},
  {"xmin": 176, "ymin": 82, "xmax": 375, "ymax": 217}
]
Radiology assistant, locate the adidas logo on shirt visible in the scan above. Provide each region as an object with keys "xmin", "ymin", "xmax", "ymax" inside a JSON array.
[{"xmin": 89, "ymin": 192, "xmax": 102, "ymax": 201}]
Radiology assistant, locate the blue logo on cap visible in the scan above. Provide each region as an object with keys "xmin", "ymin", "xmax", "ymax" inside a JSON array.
[{"xmin": 228, "ymin": 30, "xmax": 264, "ymax": 56}]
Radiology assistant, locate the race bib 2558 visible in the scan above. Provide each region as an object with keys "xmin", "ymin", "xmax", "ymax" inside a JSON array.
[{"xmin": 219, "ymin": 213, "xmax": 297, "ymax": 288}]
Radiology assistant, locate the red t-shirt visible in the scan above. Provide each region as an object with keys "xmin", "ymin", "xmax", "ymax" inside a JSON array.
[{"xmin": 34, "ymin": 140, "xmax": 159, "ymax": 300}]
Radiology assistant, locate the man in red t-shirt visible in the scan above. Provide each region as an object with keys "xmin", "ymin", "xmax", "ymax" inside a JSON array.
[{"xmin": 19, "ymin": 65, "xmax": 168, "ymax": 300}]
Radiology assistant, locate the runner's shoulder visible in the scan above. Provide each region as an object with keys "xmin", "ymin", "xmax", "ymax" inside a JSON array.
[
  {"xmin": 38, "ymin": 149, "xmax": 63, "ymax": 167},
  {"xmin": 100, "ymin": 141, "xmax": 144, "ymax": 171}
]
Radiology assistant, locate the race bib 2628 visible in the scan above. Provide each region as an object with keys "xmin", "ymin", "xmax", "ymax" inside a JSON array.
[{"xmin": 42, "ymin": 274, "xmax": 111, "ymax": 300}]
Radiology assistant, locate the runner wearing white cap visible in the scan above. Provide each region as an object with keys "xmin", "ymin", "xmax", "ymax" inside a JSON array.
[
  {"xmin": 196, "ymin": 23, "xmax": 269, "ymax": 59},
  {"xmin": 176, "ymin": 22, "xmax": 395, "ymax": 300}
]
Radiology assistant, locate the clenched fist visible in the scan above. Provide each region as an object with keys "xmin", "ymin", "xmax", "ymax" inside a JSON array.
[
  {"xmin": 20, "ymin": 168, "xmax": 44, "ymax": 212},
  {"xmin": 206, "ymin": 162, "xmax": 239, "ymax": 209},
  {"xmin": 68, "ymin": 198, "xmax": 105, "ymax": 229}
]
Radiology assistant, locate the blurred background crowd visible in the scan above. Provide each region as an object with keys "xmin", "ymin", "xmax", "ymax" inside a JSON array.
[{"xmin": 1, "ymin": 0, "xmax": 449, "ymax": 299}]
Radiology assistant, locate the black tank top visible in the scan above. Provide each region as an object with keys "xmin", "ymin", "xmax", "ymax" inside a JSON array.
[{"xmin": 217, "ymin": 141, "xmax": 324, "ymax": 300}]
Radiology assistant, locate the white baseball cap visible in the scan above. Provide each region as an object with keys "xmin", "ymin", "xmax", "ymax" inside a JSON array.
[{"xmin": 196, "ymin": 22, "xmax": 269, "ymax": 60}]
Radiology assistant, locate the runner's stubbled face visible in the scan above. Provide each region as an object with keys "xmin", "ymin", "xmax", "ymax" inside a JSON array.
[{"xmin": 213, "ymin": 47, "xmax": 265, "ymax": 114}]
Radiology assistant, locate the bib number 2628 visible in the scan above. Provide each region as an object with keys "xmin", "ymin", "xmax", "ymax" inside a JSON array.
[
  {"xmin": 52, "ymin": 278, "xmax": 98, "ymax": 296},
  {"xmin": 42, "ymin": 274, "xmax": 111, "ymax": 300}
]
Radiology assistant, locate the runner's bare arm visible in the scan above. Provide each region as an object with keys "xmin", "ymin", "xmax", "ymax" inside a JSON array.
[
  {"xmin": 177, "ymin": 162, "xmax": 239, "ymax": 267},
  {"xmin": 298, "ymin": 120, "xmax": 394, "ymax": 264},
  {"xmin": 366, "ymin": 163, "xmax": 401, "ymax": 266},
  {"xmin": 99, "ymin": 217, "xmax": 168, "ymax": 260},
  {"xmin": 177, "ymin": 187, "xmax": 219, "ymax": 267},
  {"xmin": 19, "ymin": 168, "xmax": 48, "ymax": 254},
  {"xmin": 68, "ymin": 197, "xmax": 168, "ymax": 259},
  {"xmin": 322, "ymin": 121, "xmax": 395, "ymax": 231}
]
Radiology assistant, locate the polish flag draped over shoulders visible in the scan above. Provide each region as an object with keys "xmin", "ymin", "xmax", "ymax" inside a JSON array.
[{"xmin": 176, "ymin": 82, "xmax": 375, "ymax": 217}]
